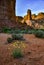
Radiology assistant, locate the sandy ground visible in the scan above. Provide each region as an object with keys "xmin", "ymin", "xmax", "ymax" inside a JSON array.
[{"xmin": 0, "ymin": 33, "xmax": 44, "ymax": 65}]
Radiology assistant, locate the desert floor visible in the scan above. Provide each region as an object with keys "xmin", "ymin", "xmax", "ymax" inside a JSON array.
[{"xmin": 0, "ymin": 33, "xmax": 44, "ymax": 65}]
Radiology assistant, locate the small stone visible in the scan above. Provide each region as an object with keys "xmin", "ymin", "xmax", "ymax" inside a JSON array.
[{"xmin": 14, "ymin": 63, "xmax": 16, "ymax": 65}]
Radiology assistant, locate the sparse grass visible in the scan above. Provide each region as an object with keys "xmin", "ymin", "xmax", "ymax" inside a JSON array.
[
  {"xmin": 12, "ymin": 41, "xmax": 26, "ymax": 58},
  {"xmin": 12, "ymin": 48, "xmax": 23, "ymax": 58}
]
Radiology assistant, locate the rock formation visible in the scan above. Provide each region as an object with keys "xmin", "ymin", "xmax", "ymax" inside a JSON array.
[
  {"xmin": 35, "ymin": 12, "xmax": 44, "ymax": 19},
  {"xmin": 32, "ymin": 12, "xmax": 44, "ymax": 20},
  {"xmin": 16, "ymin": 16, "xmax": 23, "ymax": 22},
  {"xmin": 24, "ymin": 9, "xmax": 32, "ymax": 21},
  {"xmin": 27, "ymin": 9, "xmax": 32, "ymax": 20},
  {"xmin": 22, "ymin": 10, "xmax": 44, "ymax": 29},
  {"xmin": 0, "ymin": 1, "xmax": 44, "ymax": 29},
  {"xmin": 32, "ymin": 14, "xmax": 37, "ymax": 20},
  {"xmin": 22, "ymin": 9, "xmax": 32, "ymax": 26},
  {"xmin": 0, "ymin": 0, "xmax": 16, "ymax": 28}
]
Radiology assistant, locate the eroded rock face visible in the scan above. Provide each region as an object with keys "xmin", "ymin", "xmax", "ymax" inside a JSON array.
[
  {"xmin": 35, "ymin": 12, "xmax": 44, "ymax": 19},
  {"xmin": 32, "ymin": 12, "xmax": 44, "ymax": 20},
  {"xmin": 32, "ymin": 14, "xmax": 37, "ymax": 20},
  {"xmin": 27, "ymin": 9, "xmax": 32, "ymax": 20},
  {"xmin": 24, "ymin": 9, "xmax": 32, "ymax": 21},
  {"xmin": 0, "ymin": 0, "xmax": 16, "ymax": 28},
  {"xmin": 16, "ymin": 16, "xmax": 23, "ymax": 22},
  {"xmin": 22, "ymin": 9, "xmax": 32, "ymax": 26}
]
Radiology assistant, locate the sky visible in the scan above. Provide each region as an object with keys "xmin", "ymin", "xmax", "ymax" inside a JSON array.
[{"xmin": 16, "ymin": 0, "xmax": 44, "ymax": 16}]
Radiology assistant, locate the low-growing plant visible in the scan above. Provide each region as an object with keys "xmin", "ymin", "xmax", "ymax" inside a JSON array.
[
  {"xmin": 7, "ymin": 38, "xmax": 13, "ymax": 43},
  {"xmin": 2, "ymin": 27, "xmax": 11, "ymax": 33},
  {"xmin": 12, "ymin": 48, "xmax": 23, "ymax": 58},
  {"xmin": 12, "ymin": 34, "xmax": 23, "ymax": 40},
  {"xmin": 35, "ymin": 30, "xmax": 44, "ymax": 38}
]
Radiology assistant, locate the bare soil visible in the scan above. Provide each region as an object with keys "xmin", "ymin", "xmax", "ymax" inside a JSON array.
[{"xmin": 0, "ymin": 33, "xmax": 44, "ymax": 65}]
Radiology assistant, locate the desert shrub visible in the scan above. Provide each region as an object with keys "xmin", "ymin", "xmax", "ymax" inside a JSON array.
[
  {"xmin": 12, "ymin": 48, "xmax": 23, "ymax": 58},
  {"xmin": 7, "ymin": 38, "xmax": 13, "ymax": 43},
  {"xmin": 14, "ymin": 30, "xmax": 21, "ymax": 34},
  {"xmin": 35, "ymin": 30, "xmax": 44, "ymax": 38},
  {"xmin": 12, "ymin": 34, "xmax": 23, "ymax": 40},
  {"xmin": 2, "ymin": 27, "xmax": 11, "ymax": 33}
]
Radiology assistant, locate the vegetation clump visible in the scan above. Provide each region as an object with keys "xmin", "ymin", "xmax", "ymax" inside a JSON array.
[
  {"xmin": 12, "ymin": 48, "xmax": 23, "ymax": 58},
  {"xmin": 12, "ymin": 34, "xmax": 23, "ymax": 40},
  {"xmin": 7, "ymin": 34, "xmax": 23, "ymax": 43},
  {"xmin": 35, "ymin": 30, "xmax": 44, "ymax": 38},
  {"xmin": 12, "ymin": 41, "xmax": 26, "ymax": 58},
  {"xmin": 7, "ymin": 38, "xmax": 13, "ymax": 43}
]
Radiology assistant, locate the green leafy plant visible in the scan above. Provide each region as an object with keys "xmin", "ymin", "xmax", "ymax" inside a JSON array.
[
  {"xmin": 7, "ymin": 38, "xmax": 13, "ymax": 43},
  {"xmin": 2, "ymin": 27, "xmax": 11, "ymax": 33},
  {"xmin": 12, "ymin": 48, "xmax": 23, "ymax": 58},
  {"xmin": 12, "ymin": 34, "xmax": 23, "ymax": 40},
  {"xmin": 35, "ymin": 30, "xmax": 44, "ymax": 38}
]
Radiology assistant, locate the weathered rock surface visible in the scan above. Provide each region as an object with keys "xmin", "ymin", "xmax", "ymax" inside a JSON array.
[
  {"xmin": 16, "ymin": 16, "xmax": 23, "ymax": 22},
  {"xmin": 24, "ymin": 9, "xmax": 32, "ymax": 21},
  {"xmin": 0, "ymin": 0, "xmax": 16, "ymax": 28},
  {"xmin": 22, "ymin": 10, "xmax": 44, "ymax": 29},
  {"xmin": 32, "ymin": 14, "xmax": 37, "ymax": 19},
  {"xmin": 35, "ymin": 12, "xmax": 44, "ymax": 19},
  {"xmin": 32, "ymin": 12, "xmax": 44, "ymax": 20},
  {"xmin": 0, "ymin": 1, "xmax": 44, "ymax": 29}
]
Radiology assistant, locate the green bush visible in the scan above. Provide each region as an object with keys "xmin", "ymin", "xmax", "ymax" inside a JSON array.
[
  {"xmin": 35, "ymin": 30, "xmax": 44, "ymax": 38},
  {"xmin": 2, "ymin": 27, "xmax": 11, "ymax": 33},
  {"xmin": 12, "ymin": 48, "xmax": 23, "ymax": 58},
  {"xmin": 7, "ymin": 38, "xmax": 13, "ymax": 43},
  {"xmin": 12, "ymin": 34, "xmax": 23, "ymax": 40}
]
